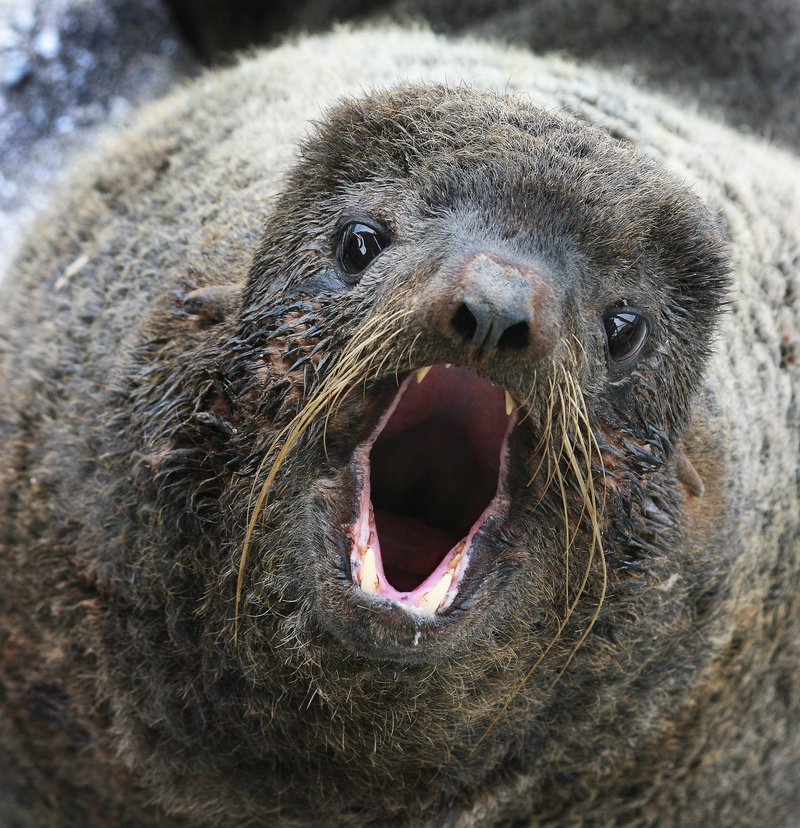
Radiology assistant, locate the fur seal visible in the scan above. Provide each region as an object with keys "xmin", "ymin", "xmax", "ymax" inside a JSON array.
[{"xmin": 1, "ymin": 25, "xmax": 799, "ymax": 828}]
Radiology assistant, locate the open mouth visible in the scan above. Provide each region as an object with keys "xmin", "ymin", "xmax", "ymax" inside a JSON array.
[{"xmin": 349, "ymin": 365, "xmax": 515, "ymax": 615}]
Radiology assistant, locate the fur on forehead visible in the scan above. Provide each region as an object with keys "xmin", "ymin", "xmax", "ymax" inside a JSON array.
[{"xmin": 257, "ymin": 84, "xmax": 729, "ymax": 322}]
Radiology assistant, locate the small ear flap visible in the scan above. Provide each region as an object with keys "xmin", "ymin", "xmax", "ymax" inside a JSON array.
[
  {"xmin": 675, "ymin": 446, "xmax": 705, "ymax": 497},
  {"xmin": 183, "ymin": 284, "xmax": 241, "ymax": 324}
]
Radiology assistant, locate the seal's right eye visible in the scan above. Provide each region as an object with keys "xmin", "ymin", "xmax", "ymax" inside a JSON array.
[{"xmin": 339, "ymin": 222, "xmax": 391, "ymax": 277}]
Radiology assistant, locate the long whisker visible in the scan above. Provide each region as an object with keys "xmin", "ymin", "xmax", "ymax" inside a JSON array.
[
  {"xmin": 527, "ymin": 372, "xmax": 558, "ymax": 493},
  {"xmin": 472, "ymin": 367, "xmax": 607, "ymax": 752},
  {"xmin": 516, "ymin": 368, "xmax": 538, "ymax": 426},
  {"xmin": 235, "ymin": 305, "xmax": 412, "ymax": 640},
  {"xmin": 548, "ymin": 374, "xmax": 606, "ymax": 688}
]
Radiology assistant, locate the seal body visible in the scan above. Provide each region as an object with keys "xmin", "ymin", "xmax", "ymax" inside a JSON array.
[
  {"xmin": 0, "ymin": 26, "xmax": 799, "ymax": 828},
  {"xmin": 164, "ymin": 0, "xmax": 800, "ymax": 150}
]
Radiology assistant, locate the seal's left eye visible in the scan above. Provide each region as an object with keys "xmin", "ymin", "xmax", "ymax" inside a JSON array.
[
  {"xmin": 339, "ymin": 222, "xmax": 391, "ymax": 276},
  {"xmin": 602, "ymin": 309, "xmax": 650, "ymax": 365}
]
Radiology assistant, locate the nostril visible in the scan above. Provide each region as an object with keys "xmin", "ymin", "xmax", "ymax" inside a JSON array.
[
  {"xmin": 497, "ymin": 321, "xmax": 530, "ymax": 352},
  {"xmin": 451, "ymin": 301, "xmax": 533, "ymax": 353},
  {"xmin": 431, "ymin": 252, "xmax": 555, "ymax": 358},
  {"xmin": 451, "ymin": 303, "xmax": 478, "ymax": 343}
]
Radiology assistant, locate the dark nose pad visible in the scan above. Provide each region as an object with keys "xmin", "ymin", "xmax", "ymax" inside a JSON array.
[
  {"xmin": 445, "ymin": 253, "xmax": 553, "ymax": 357},
  {"xmin": 451, "ymin": 285, "xmax": 533, "ymax": 353}
]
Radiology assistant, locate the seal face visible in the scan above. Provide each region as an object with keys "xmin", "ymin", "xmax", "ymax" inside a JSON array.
[
  {"xmin": 229, "ymin": 86, "xmax": 728, "ymax": 673},
  {"xmin": 0, "ymin": 80, "xmax": 740, "ymax": 826}
]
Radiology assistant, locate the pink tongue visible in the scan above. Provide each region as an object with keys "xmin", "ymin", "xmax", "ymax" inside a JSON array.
[{"xmin": 373, "ymin": 508, "xmax": 458, "ymax": 592}]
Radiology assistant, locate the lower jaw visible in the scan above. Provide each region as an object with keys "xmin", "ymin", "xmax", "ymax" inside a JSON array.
[{"xmin": 347, "ymin": 452, "xmax": 510, "ymax": 618}]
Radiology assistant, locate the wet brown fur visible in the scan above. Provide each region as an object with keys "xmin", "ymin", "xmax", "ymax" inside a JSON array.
[{"xmin": 1, "ymin": 26, "xmax": 800, "ymax": 828}]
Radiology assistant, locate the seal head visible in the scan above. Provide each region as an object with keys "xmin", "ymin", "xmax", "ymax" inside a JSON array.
[
  {"xmin": 228, "ymin": 86, "xmax": 729, "ymax": 663},
  {"xmin": 3, "ymin": 84, "xmax": 732, "ymax": 825}
]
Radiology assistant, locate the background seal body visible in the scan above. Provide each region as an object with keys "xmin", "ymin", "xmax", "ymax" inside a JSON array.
[{"xmin": 0, "ymin": 26, "xmax": 799, "ymax": 828}]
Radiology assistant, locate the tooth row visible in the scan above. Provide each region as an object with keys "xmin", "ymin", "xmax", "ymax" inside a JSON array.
[
  {"xmin": 357, "ymin": 498, "xmax": 462, "ymax": 614},
  {"xmin": 359, "ymin": 540, "xmax": 454, "ymax": 614}
]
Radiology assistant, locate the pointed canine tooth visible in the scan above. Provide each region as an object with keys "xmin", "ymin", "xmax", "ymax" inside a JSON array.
[
  {"xmin": 361, "ymin": 546, "xmax": 379, "ymax": 595},
  {"xmin": 416, "ymin": 365, "xmax": 432, "ymax": 384},
  {"xmin": 505, "ymin": 390, "xmax": 514, "ymax": 416},
  {"xmin": 418, "ymin": 571, "xmax": 453, "ymax": 614}
]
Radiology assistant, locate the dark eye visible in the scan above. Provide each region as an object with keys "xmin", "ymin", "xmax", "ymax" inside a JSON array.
[
  {"xmin": 602, "ymin": 309, "xmax": 650, "ymax": 365},
  {"xmin": 339, "ymin": 222, "xmax": 391, "ymax": 276}
]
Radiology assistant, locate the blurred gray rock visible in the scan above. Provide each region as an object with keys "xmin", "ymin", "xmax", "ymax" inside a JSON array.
[{"xmin": 0, "ymin": 0, "xmax": 199, "ymax": 280}]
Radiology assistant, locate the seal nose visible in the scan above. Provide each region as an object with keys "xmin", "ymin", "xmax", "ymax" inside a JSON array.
[
  {"xmin": 451, "ymin": 272, "xmax": 532, "ymax": 353},
  {"xmin": 440, "ymin": 252, "xmax": 556, "ymax": 358}
]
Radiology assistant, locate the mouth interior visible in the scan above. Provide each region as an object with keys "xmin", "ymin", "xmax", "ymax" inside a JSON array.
[{"xmin": 369, "ymin": 366, "xmax": 511, "ymax": 592}]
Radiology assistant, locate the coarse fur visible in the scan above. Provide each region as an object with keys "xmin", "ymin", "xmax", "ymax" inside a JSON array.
[
  {"xmin": 390, "ymin": 0, "xmax": 800, "ymax": 151},
  {"xmin": 0, "ymin": 25, "xmax": 799, "ymax": 828},
  {"xmin": 163, "ymin": 0, "xmax": 800, "ymax": 150}
]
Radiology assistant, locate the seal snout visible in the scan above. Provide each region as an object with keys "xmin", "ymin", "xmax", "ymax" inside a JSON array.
[{"xmin": 429, "ymin": 251, "xmax": 558, "ymax": 360}]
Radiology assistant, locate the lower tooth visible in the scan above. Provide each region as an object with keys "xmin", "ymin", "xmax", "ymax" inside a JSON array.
[
  {"xmin": 418, "ymin": 571, "xmax": 453, "ymax": 614},
  {"xmin": 361, "ymin": 546, "xmax": 379, "ymax": 595}
]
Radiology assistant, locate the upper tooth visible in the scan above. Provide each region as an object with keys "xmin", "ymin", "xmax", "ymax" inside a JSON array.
[
  {"xmin": 416, "ymin": 365, "xmax": 432, "ymax": 384},
  {"xmin": 361, "ymin": 546, "xmax": 379, "ymax": 595},
  {"xmin": 505, "ymin": 390, "xmax": 514, "ymax": 416},
  {"xmin": 418, "ymin": 570, "xmax": 453, "ymax": 614},
  {"xmin": 449, "ymin": 539, "xmax": 466, "ymax": 570}
]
